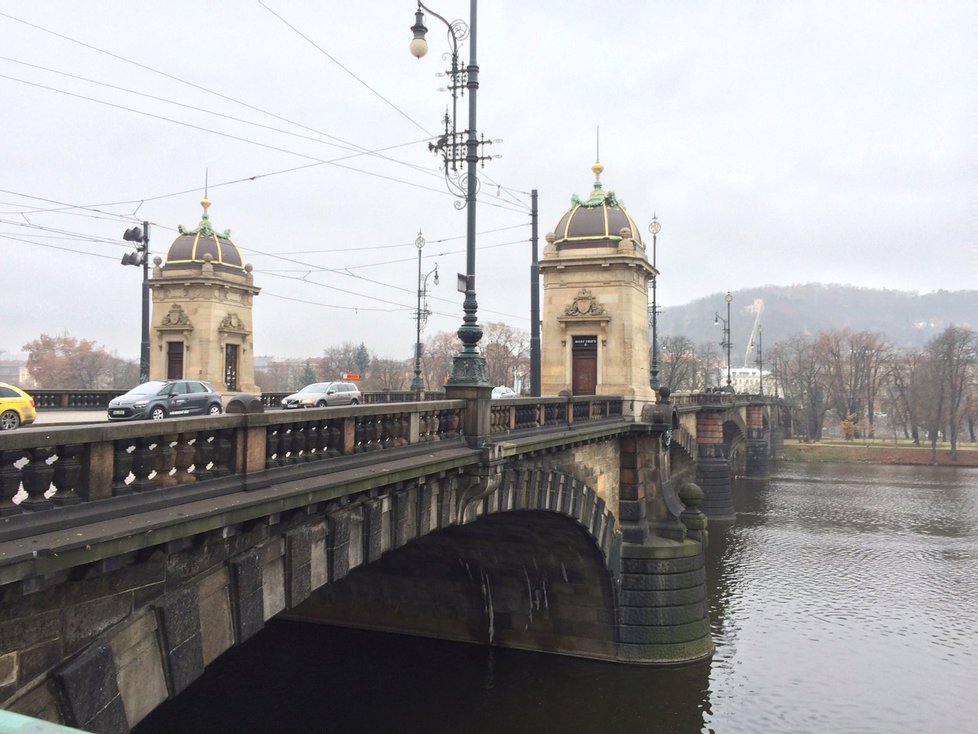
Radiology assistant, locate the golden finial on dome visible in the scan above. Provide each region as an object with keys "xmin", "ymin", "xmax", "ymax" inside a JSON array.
[
  {"xmin": 201, "ymin": 198, "xmax": 212, "ymax": 213},
  {"xmin": 591, "ymin": 160, "xmax": 604, "ymax": 194}
]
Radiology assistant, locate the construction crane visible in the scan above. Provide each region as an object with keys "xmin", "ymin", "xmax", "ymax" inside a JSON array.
[{"xmin": 743, "ymin": 299, "xmax": 764, "ymax": 367}]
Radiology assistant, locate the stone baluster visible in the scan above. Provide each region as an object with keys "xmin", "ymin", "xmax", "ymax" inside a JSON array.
[
  {"xmin": 0, "ymin": 449, "xmax": 25, "ymax": 516},
  {"xmin": 279, "ymin": 424, "xmax": 297, "ymax": 465},
  {"xmin": 369, "ymin": 415, "xmax": 384, "ymax": 451},
  {"xmin": 154, "ymin": 435, "xmax": 179, "ymax": 489},
  {"xmin": 212, "ymin": 429, "xmax": 234, "ymax": 476},
  {"xmin": 265, "ymin": 426, "xmax": 281, "ymax": 468},
  {"xmin": 112, "ymin": 439, "xmax": 135, "ymax": 495},
  {"xmin": 51, "ymin": 444, "xmax": 83, "ymax": 505},
  {"xmin": 381, "ymin": 413, "xmax": 395, "ymax": 449},
  {"xmin": 354, "ymin": 416, "xmax": 368, "ymax": 453},
  {"xmin": 128, "ymin": 437, "xmax": 157, "ymax": 492},
  {"xmin": 291, "ymin": 424, "xmax": 309, "ymax": 462},
  {"xmin": 20, "ymin": 446, "xmax": 55, "ymax": 511},
  {"xmin": 327, "ymin": 421, "xmax": 342, "ymax": 457},
  {"xmin": 172, "ymin": 433, "xmax": 198, "ymax": 485},
  {"xmin": 193, "ymin": 433, "xmax": 216, "ymax": 481}
]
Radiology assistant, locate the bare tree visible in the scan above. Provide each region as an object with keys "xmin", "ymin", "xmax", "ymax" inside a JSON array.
[
  {"xmin": 319, "ymin": 342, "xmax": 362, "ymax": 380},
  {"xmin": 770, "ymin": 333, "xmax": 827, "ymax": 440},
  {"xmin": 481, "ymin": 321, "xmax": 529, "ymax": 389},
  {"xmin": 816, "ymin": 329, "xmax": 890, "ymax": 438},
  {"xmin": 926, "ymin": 325, "xmax": 978, "ymax": 459},
  {"xmin": 366, "ymin": 357, "xmax": 411, "ymax": 392},
  {"xmin": 658, "ymin": 335, "xmax": 698, "ymax": 391},
  {"xmin": 422, "ymin": 331, "xmax": 459, "ymax": 391}
]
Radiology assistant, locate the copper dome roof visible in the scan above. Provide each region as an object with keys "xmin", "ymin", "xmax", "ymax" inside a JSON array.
[
  {"xmin": 551, "ymin": 163, "xmax": 643, "ymax": 248},
  {"xmin": 165, "ymin": 199, "xmax": 243, "ymax": 270}
]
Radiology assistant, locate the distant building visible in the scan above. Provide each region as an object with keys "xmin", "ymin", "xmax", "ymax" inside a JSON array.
[
  {"xmin": 0, "ymin": 361, "xmax": 29, "ymax": 387},
  {"xmin": 150, "ymin": 199, "xmax": 261, "ymax": 395},
  {"xmin": 540, "ymin": 162, "xmax": 656, "ymax": 403},
  {"xmin": 723, "ymin": 367, "xmax": 772, "ymax": 395}
]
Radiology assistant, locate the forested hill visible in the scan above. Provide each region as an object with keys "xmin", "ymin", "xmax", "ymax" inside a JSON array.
[{"xmin": 660, "ymin": 284, "xmax": 978, "ymax": 352}]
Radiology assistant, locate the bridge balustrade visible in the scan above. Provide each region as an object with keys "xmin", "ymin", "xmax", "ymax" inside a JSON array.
[
  {"xmin": 489, "ymin": 395, "xmax": 624, "ymax": 435},
  {"xmin": 21, "ymin": 389, "xmax": 450, "ymax": 411},
  {"xmin": 0, "ymin": 396, "xmax": 625, "ymax": 543}
]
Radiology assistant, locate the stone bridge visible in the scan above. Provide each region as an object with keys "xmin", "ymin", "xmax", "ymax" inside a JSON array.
[{"xmin": 0, "ymin": 390, "xmax": 780, "ymax": 732}]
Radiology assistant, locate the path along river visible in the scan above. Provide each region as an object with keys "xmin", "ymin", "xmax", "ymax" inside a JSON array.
[{"xmin": 135, "ymin": 462, "xmax": 978, "ymax": 734}]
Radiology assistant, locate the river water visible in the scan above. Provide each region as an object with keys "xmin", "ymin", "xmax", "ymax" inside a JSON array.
[{"xmin": 135, "ymin": 462, "xmax": 978, "ymax": 733}]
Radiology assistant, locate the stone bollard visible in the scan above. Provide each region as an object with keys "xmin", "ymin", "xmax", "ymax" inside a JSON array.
[{"xmin": 225, "ymin": 394, "xmax": 264, "ymax": 414}]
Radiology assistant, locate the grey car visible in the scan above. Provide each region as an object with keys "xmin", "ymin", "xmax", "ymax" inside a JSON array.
[
  {"xmin": 107, "ymin": 380, "xmax": 223, "ymax": 421},
  {"xmin": 281, "ymin": 382, "xmax": 362, "ymax": 409}
]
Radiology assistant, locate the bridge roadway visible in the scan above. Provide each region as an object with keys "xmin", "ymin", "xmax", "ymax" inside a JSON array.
[{"xmin": 0, "ymin": 390, "xmax": 779, "ymax": 732}]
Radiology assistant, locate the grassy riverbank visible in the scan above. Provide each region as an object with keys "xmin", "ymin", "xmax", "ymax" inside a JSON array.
[{"xmin": 782, "ymin": 439, "xmax": 978, "ymax": 466}]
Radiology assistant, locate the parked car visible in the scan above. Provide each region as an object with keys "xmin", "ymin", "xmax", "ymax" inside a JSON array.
[
  {"xmin": 491, "ymin": 386, "xmax": 518, "ymax": 399},
  {"xmin": 281, "ymin": 382, "xmax": 362, "ymax": 409},
  {"xmin": 0, "ymin": 382, "xmax": 37, "ymax": 430},
  {"xmin": 107, "ymin": 380, "xmax": 223, "ymax": 421}
]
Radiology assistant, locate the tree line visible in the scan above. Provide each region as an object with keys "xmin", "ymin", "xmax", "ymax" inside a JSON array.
[
  {"xmin": 659, "ymin": 325, "xmax": 978, "ymax": 458},
  {"xmin": 17, "ymin": 322, "xmax": 531, "ymax": 396}
]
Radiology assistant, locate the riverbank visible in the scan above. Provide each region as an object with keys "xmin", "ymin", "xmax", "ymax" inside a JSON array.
[{"xmin": 782, "ymin": 439, "xmax": 978, "ymax": 467}]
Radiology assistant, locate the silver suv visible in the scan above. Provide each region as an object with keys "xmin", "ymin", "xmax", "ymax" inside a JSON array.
[{"xmin": 281, "ymin": 381, "xmax": 362, "ymax": 409}]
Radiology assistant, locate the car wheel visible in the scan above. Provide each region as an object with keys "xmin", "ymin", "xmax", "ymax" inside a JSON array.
[
  {"xmin": 317, "ymin": 400, "xmax": 327, "ymax": 408},
  {"xmin": 209, "ymin": 403, "xmax": 222, "ymax": 415},
  {"xmin": 350, "ymin": 399, "xmax": 360, "ymax": 405},
  {"xmin": 150, "ymin": 406, "xmax": 167, "ymax": 420},
  {"xmin": 0, "ymin": 410, "xmax": 20, "ymax": 430}
]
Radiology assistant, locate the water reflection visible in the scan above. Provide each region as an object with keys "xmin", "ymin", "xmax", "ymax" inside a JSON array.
[{"xmin": 136, "ymin": 463, "xmax": 978, "ymax": 734}]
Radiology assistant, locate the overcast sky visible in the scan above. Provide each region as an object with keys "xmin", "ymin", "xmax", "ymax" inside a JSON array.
[{"xmin": 2, "ymin": 1, "xmax": 975, "ymax": 362}]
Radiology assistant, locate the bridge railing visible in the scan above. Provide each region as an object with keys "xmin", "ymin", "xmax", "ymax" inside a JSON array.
[
  {"xmin": 671, "ymin": 392, "xmax": 775, "ymax": 409},
  {"xmin": 0, "ymin": 400, "xmax": 463, "ymax": 541},
  {"xmin": 489, "ymin": 395, "xmax": 624, "ymax": 434},
  {"xmin": 26, "ymin": 389, "xmax": 450, "ymax": 411},
  {"xmin": 0, "ymin": 395, "xmax": 625, "ymax": 542}
]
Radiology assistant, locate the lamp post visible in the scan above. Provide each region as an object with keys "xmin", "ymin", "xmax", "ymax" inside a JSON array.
[
  {"xmin": 756, "ymin": 325, "xmax": 763, "ymax": 396},
  {"xmin": 410, "ymin": 0, "xmax": 494, "ymax": 387},
  {"xmin": 714, "ymin": 291, "xmax": 733, "ymax": 389},
  {"xmin": 122, "ymin": 222, "xmax": 150, "ymax": 384},
  {"xmin": 411, "ymin": 230, "xmax": 439, "ymax": 393},
  {"xmin": 648, "ymin": 215, "xmax": 661, "ymax": 389}
]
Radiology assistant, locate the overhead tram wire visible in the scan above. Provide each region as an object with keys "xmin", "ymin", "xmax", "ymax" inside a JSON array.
[
  {"xmin": 0, "ymin": 56, "xmax": 446, "ymax": 182},
  {"xmin": 0, "ymin": 73, "xmax": 528, "ymax": 219},
  {"xmin": 256, "ymin": 2, "xmax": 532, "ymax": 213},
  {"xmin": 0, "ymin": 74, "xmax": 457, "ymax": 199},
  {"xmin": 0, "ymin": 10, "xmax": 535, "ymax": 218},
  {"xmin": 258, "ymin": 1, "xmax": 430, "ymax": 138}
]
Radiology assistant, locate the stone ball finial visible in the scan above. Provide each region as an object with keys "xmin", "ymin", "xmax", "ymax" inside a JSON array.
[
  {"xmin": 545, "ymin": 232, "xmax": 556, "ymax": 244},
  {"xmin": 619, "ymin": 227, "xmax": 632, "ymax": 239},
  {"xmin": 153, "ymin": 256, "xmax": 162, "ymax": 266},
  {"xmin": 244, "ymin": 263, "xmax": 253, "ymax": 273},
  {"xmin": 203, "ymin": 253, "xmax": 213, "ymax": 263}
]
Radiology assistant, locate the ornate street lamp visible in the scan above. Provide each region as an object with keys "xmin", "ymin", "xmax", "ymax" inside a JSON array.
[
  {"xmin": 714, "ymin": 291, "xmax": 733, "ymax": 389},
  {"xmin": 756, "ymin": 325, "xmax": 764, "ymax": 396},
  {"xmin": 410, "ymin": 1, "xmax": 496, "ymax": 387},
  {"xmin": 122, "ymin": 222, "xmax": 150, "ymax": 383},
  {"xmin": 648, "ymin": 215, "xmax": 661, "ymax": 389},
  {"xmin": 411, "ymin": 230, "xmax": 439, "ymax": 392}
]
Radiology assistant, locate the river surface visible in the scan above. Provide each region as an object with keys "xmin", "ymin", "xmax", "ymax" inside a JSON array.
[{"xmin": 135, "ymin": 463, "xmax": 978, "ymax": 733}]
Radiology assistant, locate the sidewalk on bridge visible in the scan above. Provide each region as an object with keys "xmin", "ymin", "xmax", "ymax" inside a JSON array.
[{"xmin": 31, "ymin": 410, "xmax": 106, "ymax": 426}]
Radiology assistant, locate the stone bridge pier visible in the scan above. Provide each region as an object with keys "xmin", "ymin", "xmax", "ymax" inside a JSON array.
[
  {"xmin": 693, "ymin": 407, "xmax": 735, "ymax": 520},
  {"xmin": 744, "ymin": 402, "xmax": 770, "ymax": 479}
]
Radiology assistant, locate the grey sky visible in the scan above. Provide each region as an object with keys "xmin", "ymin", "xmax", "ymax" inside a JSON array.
[{"xmin": 2, "ymin": 1, "xmax": 975, "ymax": 362}]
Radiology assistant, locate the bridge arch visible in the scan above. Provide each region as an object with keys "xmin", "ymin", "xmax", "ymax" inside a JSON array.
[{"xmin": 5, "ymin": 466, "xmax": 621, "ymax": 730}]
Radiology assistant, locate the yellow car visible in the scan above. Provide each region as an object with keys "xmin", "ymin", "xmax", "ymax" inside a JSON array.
[{"xmin": 0, "ymin": 382, "xmax": 37, "ymax": 430}]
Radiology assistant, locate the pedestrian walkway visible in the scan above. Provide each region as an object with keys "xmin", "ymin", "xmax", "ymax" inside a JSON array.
[{"xmin": 31, "ymin": 410, "xmax": 105, "ymax": 426}]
